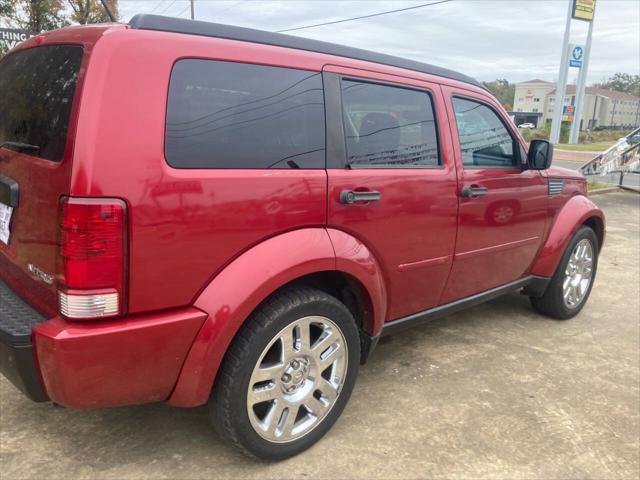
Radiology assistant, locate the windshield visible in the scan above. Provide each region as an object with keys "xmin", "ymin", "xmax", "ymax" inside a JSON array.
[{"xmin": 0, "ymin": 45, "xmax": 83, "ymax": 162}]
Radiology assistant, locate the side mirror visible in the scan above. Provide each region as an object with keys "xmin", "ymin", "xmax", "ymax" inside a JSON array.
[{"xmin": 527, "ymin": 139, "xmax": 553, "ymax": 170}]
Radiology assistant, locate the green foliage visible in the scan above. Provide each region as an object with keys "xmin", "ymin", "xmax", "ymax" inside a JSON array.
[
  {"xmin": 1, "ymin": 1, "xmax": 119, "ymax": 36},
  {"xmin": 482, "ymin": 79, "xmax": 515, "ymax": 110},
  {"xmin": 0, "ymin": 0, "xmax": 15, "ymax": 17},
  {"xmin": 18, "ymin": 0, "xmax": 69, "ymax": 33},
  {"xmin": 594, "ymin": 73, "xmax": 640, "ymax": 97},
  {"xmin": 69, "ymin": 0, "xmax": 119, "ymax": 24},
  {"xmin": 526, "ymin": 122, "xmax": 570, "ymax": 144}
]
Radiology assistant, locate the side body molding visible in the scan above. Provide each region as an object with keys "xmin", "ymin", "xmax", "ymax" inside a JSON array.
[
  {"xmin": 167, "ymin": 228, "xmax": 387, "ymax": 407},
  {"xmin": 531, "ymin": 194, "xmax": 605, "ymax": 277}
]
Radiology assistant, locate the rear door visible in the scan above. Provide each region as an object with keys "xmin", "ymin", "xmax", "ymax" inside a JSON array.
[
  {"xmin": 440, "ymin": 87, "xmax": 548, "ymax": 303},
  {"xmin": 324, "ymin": 66, "xmax": 458, "ymax": 321},
  {"xmin": 0, "ymin": 45, "xmax": 85, "ymax": 315}
]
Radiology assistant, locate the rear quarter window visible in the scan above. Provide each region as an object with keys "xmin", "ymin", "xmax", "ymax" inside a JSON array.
[
  {"xmin": 165, "ymin": 60, "xmax": 326, "ymax": 169},
  {"xmin": 0, "ymin": 45, "xmax": 83, "ymax": 162}
]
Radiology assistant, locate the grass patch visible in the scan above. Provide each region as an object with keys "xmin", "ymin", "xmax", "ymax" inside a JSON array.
[
  {"xmin": 555, "ymin": 142, "xmax": 616, "ymax": 152},
  {"xmin": 587, "ymin": 179, "xmax": 611, "ymax": 191}
]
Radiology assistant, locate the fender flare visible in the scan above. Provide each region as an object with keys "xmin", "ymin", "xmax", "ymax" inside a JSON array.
[
  {"xmin": 531, "ymin": 194, "xmax": 605, "ymax": 277},
  {"xmin": 167, "ymin": 227, "xmax": 387, "ymax": 407}
]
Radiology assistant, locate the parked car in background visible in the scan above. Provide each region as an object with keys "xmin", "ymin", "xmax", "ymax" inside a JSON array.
[
  {"xmin": 0, "ymin": 15, "xmax": 604, "ymax": 460},
  {"xmin": 518, "ymin": 122, "xmax": 536, "ymax": 129}
]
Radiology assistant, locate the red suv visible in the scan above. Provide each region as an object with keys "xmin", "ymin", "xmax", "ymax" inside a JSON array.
[{"xmin": 0, "ymin": 15, "xmax": 604, "ymax": 459}]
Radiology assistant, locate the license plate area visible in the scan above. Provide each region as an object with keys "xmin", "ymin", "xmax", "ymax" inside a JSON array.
[
  {"xmin": 0, "ymin": 202, "xmax": 13, "ymax": 245},
  {"xmin": 0, "ymin": 173, "xmax": 19, "ymax": 246}
]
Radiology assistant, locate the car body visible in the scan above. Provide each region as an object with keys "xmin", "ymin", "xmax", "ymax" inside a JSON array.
[
  {"xmin": 0, "ymin": 15, "xmax": 604, "ymax": 459},
  {"xmin": 518, "ymin": 123, "xmax": 536, "ymax": 129}
]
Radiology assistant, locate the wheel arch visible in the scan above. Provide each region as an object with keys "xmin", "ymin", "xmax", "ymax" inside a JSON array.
[
  {"xmin": 167, "ymin": 227, "xmax": 387, "ymax": 407},
  {"xmin": 531, "ymin": 194, "xmax": 605, "ymax": 277}
]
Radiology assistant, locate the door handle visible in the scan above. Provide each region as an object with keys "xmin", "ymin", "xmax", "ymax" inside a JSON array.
[
  {"xmin": 339, "ymin": 189, "xmax": 382, "ymax": 204},
  {"xmin": 460, "ymin": 184, "xmax": 488, "ymax": 198}
]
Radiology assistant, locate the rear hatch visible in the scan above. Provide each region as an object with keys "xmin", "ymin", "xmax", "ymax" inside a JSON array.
[{"xmin": 0, "ymin": 44, "xmax": 85, "ymax": 316}]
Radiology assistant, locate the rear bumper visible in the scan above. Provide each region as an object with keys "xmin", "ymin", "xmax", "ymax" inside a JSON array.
[
  {"xmin": 0, "ymin": 342, "xmax": 49, "ymax": 402},
  {"xmin": 34, "ymin": 309, "xmax": 207, "ymax": 408},
  {"xmin": 1, "ymin": 278, "xmax": 207, "ymax": 408},
  {"xmin": 0, "ymin": 279, "xmax": 49, "ymax": 402}
]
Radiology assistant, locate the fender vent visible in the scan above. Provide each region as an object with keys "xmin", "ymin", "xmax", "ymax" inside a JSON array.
[{"xmin": 548, "ymin": 178, "xmax": 564, "ymax": 195}]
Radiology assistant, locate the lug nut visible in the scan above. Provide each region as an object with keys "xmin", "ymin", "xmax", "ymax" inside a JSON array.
[
  {"xmin": 292, "ymin": 360, "xmax": 299, "ymax": 369},
  {"xmin": 282, "ymin": 374, "xmax": 291, "ymax": 382}
]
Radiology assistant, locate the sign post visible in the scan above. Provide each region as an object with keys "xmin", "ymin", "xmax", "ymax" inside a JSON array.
[
  {"xmin": 549, "ymin": 0, "xmax": 575, "ymax": 145},
  {"xmin": 569, "ymin": 3, "xmax": 597, "ymax": 144},
  {"xmin": 550, "ymin": 0, "xmax": 597, "ymax": 145}
]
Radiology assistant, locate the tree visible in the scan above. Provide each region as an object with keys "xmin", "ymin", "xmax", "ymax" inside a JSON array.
[
  {"xmin": 0, "ymin": 0, "xmax": 15, "ymax": 18},
  {"xmin": 594, "ymin": 73, "xmax": 640, "ymax": 97},
  {"xmin": 19, "ymin": 0, "xmax": 68, "ymax": 33},
  {"xmin": 483, "ymin": 79, "xmax": 516, "ymax": 111},
  {"xmin": 68, "ymin": 0, "xmax": 119, "ymax": 24}
]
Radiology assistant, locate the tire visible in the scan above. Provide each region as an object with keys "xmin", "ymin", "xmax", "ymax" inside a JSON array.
[
  {"xmin": 209, "ymin": 286, "xmax": 360, "ymax": 460},
  {"xmin": 531, "ymin": 226, "xmax": 599, "ymax": 320}
]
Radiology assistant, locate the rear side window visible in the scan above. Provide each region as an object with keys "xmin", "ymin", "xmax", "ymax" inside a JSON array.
[
  {"xmin": 165, "ymin": 60, "xmax": 325, "ymax": 169},
  {"xmin": 341, "ymin": 79, "xmax": 439, "ymax": 168},
  {"xmin": 0, "ymin": 45, "xmax": 84, "ymax": 162},
  {"xmin": 452, "ymin": 97, "xmax": 517, "ymax": 168}
]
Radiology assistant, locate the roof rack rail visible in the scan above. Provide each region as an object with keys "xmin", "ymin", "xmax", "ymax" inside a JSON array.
[{"xmin": 128, "ymin": 14, "xmax": 484, "ymax": 90}]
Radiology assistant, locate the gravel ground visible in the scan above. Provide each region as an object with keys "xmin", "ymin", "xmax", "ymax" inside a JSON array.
[{"xmin": 1, "ymin": 191, "xmax": 639, "ymax": 480}]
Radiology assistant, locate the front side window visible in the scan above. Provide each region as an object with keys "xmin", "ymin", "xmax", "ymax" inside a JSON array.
[
  {"xmin": 452, "ymin": 97, "xmax": 517, "ymax": 168},
  {"xmin": 165, "ymin": 60, "xmax": 325, "ymax": 169},
  {"xmin": 341, "ymin": 80, "xmax": 439, "ymax": 168}
]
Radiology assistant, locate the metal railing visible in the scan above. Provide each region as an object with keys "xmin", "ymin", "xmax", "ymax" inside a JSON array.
[{"xmin": 580, "ymin": 127, "xmax": 640, "ymax": 179}]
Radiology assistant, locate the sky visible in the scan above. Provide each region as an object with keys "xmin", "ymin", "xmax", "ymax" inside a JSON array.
[{"xmin": 34, "ymin": 0, "xmax": 640, "ymax": 84}]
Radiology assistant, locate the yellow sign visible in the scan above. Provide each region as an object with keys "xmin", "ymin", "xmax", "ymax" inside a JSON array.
[{"xmin": 572, "ymin": 0, "xmax": 596, "ymax": 22}]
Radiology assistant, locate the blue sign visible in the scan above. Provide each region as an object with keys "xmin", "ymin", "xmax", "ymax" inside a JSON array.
[{"xmin": 569, "ymin": 45, "xmax": 584, "ymax": 68}]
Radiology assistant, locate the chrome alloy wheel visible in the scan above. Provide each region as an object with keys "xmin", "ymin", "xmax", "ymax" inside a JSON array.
[
  {"xmin": 563, "ymin": 238, "xmax": 594, "ymax": 308},
  {"xmin": 246, "ymin": 316, "xmax": 348, "ymax": 443}
]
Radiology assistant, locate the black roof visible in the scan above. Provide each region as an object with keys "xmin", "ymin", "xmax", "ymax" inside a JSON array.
[{"xmin": 129, "ymin": 14, "xmax": 484, "ymax": 90}]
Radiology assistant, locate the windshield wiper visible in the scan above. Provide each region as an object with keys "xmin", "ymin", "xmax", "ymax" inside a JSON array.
[{"xmin": 0, "ymin": 141, "xmax": 41, "ymax": 152}]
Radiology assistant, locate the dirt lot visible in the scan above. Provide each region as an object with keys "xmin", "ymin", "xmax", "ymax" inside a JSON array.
[{"xmin": 1, "ymin": 191, "xmax": 639, "ymax": 480}]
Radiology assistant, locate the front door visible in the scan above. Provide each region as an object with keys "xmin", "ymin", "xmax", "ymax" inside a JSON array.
[
  {"xmin": 323, "ymin": 67, "xmax": 459, "ymax": 320},
  {"xmin": 440, "ymin": 88, "xmax": 548, "ymax": 303}
]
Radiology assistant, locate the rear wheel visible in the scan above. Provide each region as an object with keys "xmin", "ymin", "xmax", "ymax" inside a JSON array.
[
  {"xmin": 531, "ymin": 226, "xmax": 598, "ymax": 319},
  {"xmin": 210, "ymin": 286, "xmax": 360, "ymax": 460}
]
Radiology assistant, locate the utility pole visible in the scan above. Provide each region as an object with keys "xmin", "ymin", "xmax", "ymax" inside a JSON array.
[
  {"xmin": 99, "ymin": 0, "xmax": 116, "ymax": 21},
  {"xmin": 569, "ymin": 4, "xmax": 597, "ymax": 143},
  {"xmin": 190, "ymin": 0, "xmax": 195, "ymax": 20},
  {"xmin": 550, "ymin": 0, "xmax": 574, "ymax": 144}
]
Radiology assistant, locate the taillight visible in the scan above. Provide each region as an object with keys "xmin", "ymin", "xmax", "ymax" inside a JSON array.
[{"xmin": 57, "ymin": 197, "xmax": 127, "ymax": 319}]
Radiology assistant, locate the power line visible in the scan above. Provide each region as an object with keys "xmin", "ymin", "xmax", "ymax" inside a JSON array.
[
  {"xmin": 159, "ymin": 0, "xmax": 178, "ymax": 15},
  {"xmin": 275, "ymin": 0, "xmax": 453, "ymax": 33},
  {"xmin": 150, "ymin": 1, "xmax": 167, "ymax": 14},
  {"xmin": 176, "ymin": 4, "xmax": 191, "ymax": 18},
  {"xmin": 218, "ymin": 0, "xmax": 249, "ymax": 15}
]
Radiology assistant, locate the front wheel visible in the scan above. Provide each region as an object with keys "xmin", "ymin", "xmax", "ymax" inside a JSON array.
[
  {"xmin": 531, "ymin": 226, "xmax": 599, "ymax": 319},
  {"xmin": 209, "ymin": 287, "xmax": 360, "ymax": 460}
]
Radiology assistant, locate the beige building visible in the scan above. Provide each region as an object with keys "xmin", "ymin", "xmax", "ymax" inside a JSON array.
[{"xmin": 512, "ymin": 79, "xmax": 640, "ymax": 130}]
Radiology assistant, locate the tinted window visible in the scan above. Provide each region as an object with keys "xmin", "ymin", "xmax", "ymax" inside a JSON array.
[
  {"xmin": 165, "ymin": 60, "xmax": 325, "ymax": 169},
  {"xmin": 341, "ymin": 80, "xmax": 439, "ymax": 168},
  {"xmin": 0, "ymin": 45, "xmax": 83, "ymax": 162},
  {"xmin": 452, "ymin": 97, "xmax": 517, "ymax": 168}
]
